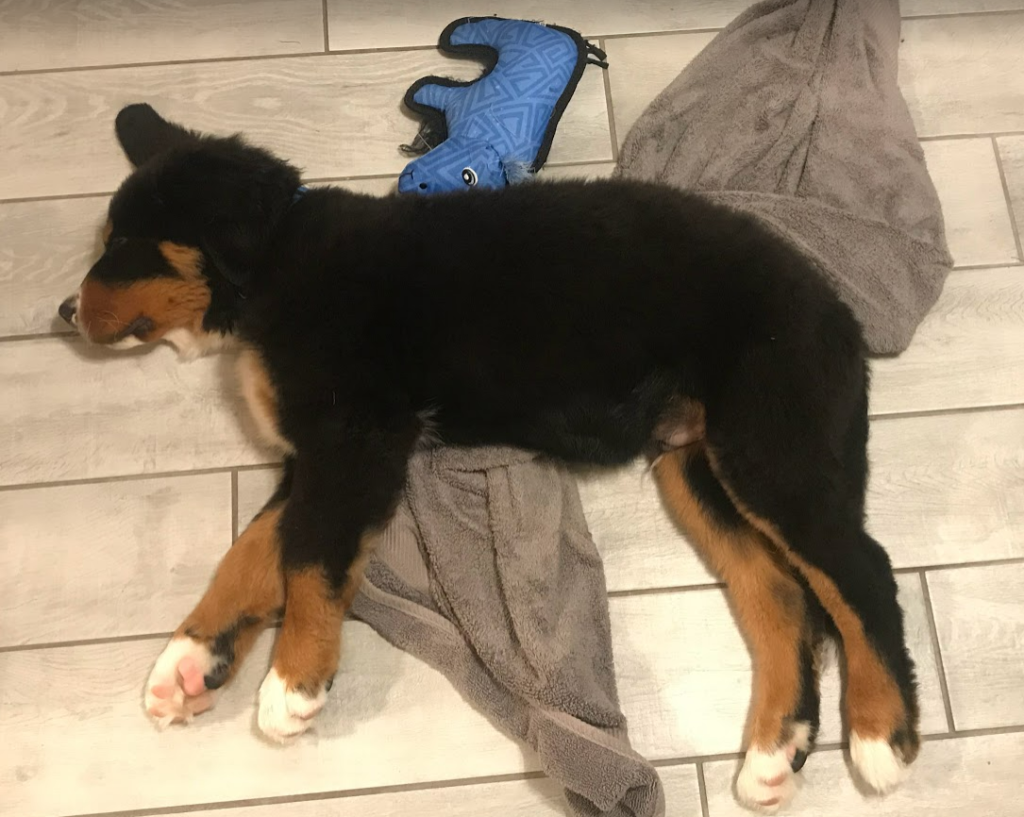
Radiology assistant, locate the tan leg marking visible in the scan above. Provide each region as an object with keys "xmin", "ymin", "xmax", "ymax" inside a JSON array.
[
  {"xmin": 703, "ymin": 452, "xmax": 913, "ymax": 751},
  {"xmin": 178, "ymin": 506, "xmax": 285, "ymax": 678},
  {"xmin": 653, "ymin": 448, "xmax": 805, "ymax": 750}
]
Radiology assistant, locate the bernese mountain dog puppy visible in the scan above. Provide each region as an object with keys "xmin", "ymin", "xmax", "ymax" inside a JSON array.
[{"xmin": 58, "ymin": 104, "xmax": 918, "ymax": 809}]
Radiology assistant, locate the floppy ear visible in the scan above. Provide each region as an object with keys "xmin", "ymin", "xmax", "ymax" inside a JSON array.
[{"xmin": 115, "ymin": 103, "xmax": 199, "ymax": 166}]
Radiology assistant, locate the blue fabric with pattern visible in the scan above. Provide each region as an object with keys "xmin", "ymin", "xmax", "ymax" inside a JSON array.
[{"xmin": 398, "ymin": 17, "xmax": 606, "ymax": 195}]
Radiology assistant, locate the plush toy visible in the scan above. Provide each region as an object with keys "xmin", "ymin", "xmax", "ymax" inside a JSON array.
[{"xmin": 398, "ymin": 17, "xmax": 607, "ymax": 194}]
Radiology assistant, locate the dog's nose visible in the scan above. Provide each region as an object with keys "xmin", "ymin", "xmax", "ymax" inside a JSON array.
[{"xmin": 58, "ymin": 296, "xmax": 78, "ymax": 325}]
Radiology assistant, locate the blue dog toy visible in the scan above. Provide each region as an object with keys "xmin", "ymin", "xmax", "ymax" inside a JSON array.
[{"xmin": 398, "ymin": 17, "xmax": 607, "ymax": 194}]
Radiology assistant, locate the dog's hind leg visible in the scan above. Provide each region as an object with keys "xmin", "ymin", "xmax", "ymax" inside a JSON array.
[
  {"xmin": 145, "ymin": 463, "xmax": 293, "ymax": 728},
  {"xmin": 705, "ymin": 355, "xmax": 919, "ymax": 795},
  {"xmin": 653, "ymin": 445, "xmax": 823, "ymax": 813}
]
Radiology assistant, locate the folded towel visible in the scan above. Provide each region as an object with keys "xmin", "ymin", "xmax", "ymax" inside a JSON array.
[
  {"xmin": 617, "ymin": 0, "xmax": 953, "ymax": 354},
  {"xmin": 352, "ymin": 447, "xmax": 663, "ymax": 816}
]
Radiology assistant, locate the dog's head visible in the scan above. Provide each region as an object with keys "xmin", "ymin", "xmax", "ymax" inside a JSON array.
[{"xmin": 59, "ymin": 104, "xmax": 301, "ymax": 358}]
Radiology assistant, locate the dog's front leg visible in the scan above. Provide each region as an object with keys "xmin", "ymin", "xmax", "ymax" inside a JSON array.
[
  {"xmin": 255, "ymin": 419, "xmax": 415, "ymax": 742},
  {"xmin": 145, "ymin": 462, "xmax": 294, "ymax": 728}
]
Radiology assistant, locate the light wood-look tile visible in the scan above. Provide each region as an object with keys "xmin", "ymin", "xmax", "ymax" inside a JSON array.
[
  {"xmin": 0, "ymin": 338, "xmax": 269, "ymax": 487},
  {"xmin": 868, "ymin": 408, "xmax": 1024, "ymax": 568},
  {"xmin": 901, "ymin": 13, "xmax": 1024, "ymax": 137},
  {"xmin": 0, "ymin": 196, "xmax": 107, "ymax": 339},
  {"xmin": 0, "ymin": 626, "xmax": 530, "ymax": 817},
  {"xmin": 0, "ymin": 52, "xmax": 609, "ymax": 201},
  {"xmin": 0, "ymin": 577, "xmax": 941, "ymax": 816},
  {"xmin": 871, "ymin": 267, "xmax": 1024, "ymax": 415},
  {"xmin": 177, "ymin": 765, "xmax": 701, "ymax": 817},
  {"xmin": 923, "ymin": 139, "xmax": 1019, "ymax": 267},
  {"xmin": 0, "ymin": 0, "xmax": 325, "ymax": 73},
  {"xmin": 704, "ymin": 732, "xmax": 1024, "ymax": 817},
  {"xmin": 0, "ymin": 474, "xmax": 231, "ymax": 647},
  {"xmin": 326, "ymin": 1, "xmax": 755, "ymax": 50},
  {"xmin": 612, "ymin": 574, "xmax": 947, "ymax": 760},
  {"xmin": 927, "ymin": 563, "xmax": 1024, "ymax": 730},
  {"xmin": 996, "ymin": 135, "xmax": 1024, "ymax": 251}
]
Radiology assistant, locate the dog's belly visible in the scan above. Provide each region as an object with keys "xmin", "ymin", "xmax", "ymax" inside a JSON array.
[{"xmin": 237, "ymin": 345, "xmax": 293, "ymax": 453}]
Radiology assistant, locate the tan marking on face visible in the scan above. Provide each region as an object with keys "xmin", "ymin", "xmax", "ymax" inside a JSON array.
[
  {"xmin": 158, "ymin": 241, "xmax": 204, "ymax": 279},
  {"xmin": 101, "ymin": 220, "xmax": 113, "ymax": 245},
  {"xmin": 238, "ymin": 346, "xmax": 293, "ymax": 452},
  {"xmin": 703, "ymin": 450, "xmax": 916, "ymax": 758},
  {"xmin": 77, "ymin": 274, "xmax": 210, "ymax": 344},
  {"xmin": 653, "ymin": 446, "xmax": 805, "ymax": 750}
]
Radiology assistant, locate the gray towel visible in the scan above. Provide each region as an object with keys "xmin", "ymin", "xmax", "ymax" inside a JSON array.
[
  {"xmin": 352, "ymin": 446, "xmax": 663, "ymax": 817},
  {"xmin": 617, "ymin": 0, "xmax": 953, "ymax": 355}
]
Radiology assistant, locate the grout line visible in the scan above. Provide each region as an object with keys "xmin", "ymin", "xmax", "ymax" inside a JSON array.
[
  {"xmin": 949, "ymin": 261, "xmax": 1024, "ymax": 272},
  {"xmin": 908, "ymin": 556, "xmax": 1024, "ymax": 574},
  {"xmin": 869, "ymin": 400, "xmax": 1024, "ymax": 423},
  {"xmin": 919, "ymin": 129, "xmax": 1024, "ymax": 142},
  {"xmin": 920, "ymin": 723, "xmax": 1024, "ymax": 742},
  {"xmin": 696, "ymin": 762, "xmax": 711, "ymax": 817},
  {"xmin": 608, "ymin": 581, "xmax": 724, "ymax": 598},
  {"xmin": 0, "ymin": 43, "xmax": 439, "ymax": 79},
  {"xmin": 0, "ymin": 189, "xmax": 113, "ymax": 205},
  {"xmin": 63, "ymin": 771, "xmax": 550, "ymax": 817},
  {"xmin": 0, "ymin": 330, "xmax": 75, "ymax": 343},
  {"xmin": 0, "ymin": 462, "xmax": 280, "ymax": 495},
  {"xmin": 231, "ymin": 469, "xmax": 240, "ymax": 543},
  {"xmin": 992, "ymin": 136, "xmax": 1024, "ymax": 264},
  {"xmin": 0, "ymin": 631, "xmax": 170, "ymax": 655},
  {"xmin": 902, "ymin": 7, "xmax": 1024, "ymax": 22},
  {"xmin": 918, "ymin": 571, "xmax": 958, "ymax": 733},
  {"xmin": 598, "ymin": 26, "xmax": 725, "ymax": 41},
  {"xmin": 321, "ymin": 0, "xmax": 330, "ymax": 53},
  {"xmin": 598, "ymin": 38, "xmax": 619, "ymax": 162}
]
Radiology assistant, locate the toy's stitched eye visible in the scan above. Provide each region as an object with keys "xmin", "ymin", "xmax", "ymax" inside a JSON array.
[{"xmin": 461, "ymin": 167, "xmax": 478, "ymax": 186}]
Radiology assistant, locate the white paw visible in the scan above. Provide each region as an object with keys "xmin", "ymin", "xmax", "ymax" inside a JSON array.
[
  {"xmin": 850, "ymin": 733, "xmax": 907, "ymax": 793},
  {"xmin": 144, "ymin": 636, "xmax": 219, "ymax": 728},
  {"xmin": 736, "ymin": 747, "xmax": 797, "ymax": 813},
  {"xmin": 257, "ymin": 667, "xmax": 327, "ymax": 742}
]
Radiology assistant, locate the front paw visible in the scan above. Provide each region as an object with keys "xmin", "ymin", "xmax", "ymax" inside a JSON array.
[
  {"xmin": 256, "ymin": 667, "xmax": 328, "ymax": 742},
  {"xmin": 144, "ymin": 636, "xmax": 221, "ymax": 728}
]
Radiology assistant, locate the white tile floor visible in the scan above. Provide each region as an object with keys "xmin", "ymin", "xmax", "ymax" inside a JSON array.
[{"xmin": 1, "ymin": 2, "xmax": 1022, "ymax": 816}]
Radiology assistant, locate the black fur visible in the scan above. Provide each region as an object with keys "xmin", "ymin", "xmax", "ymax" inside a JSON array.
[{"xmin": 87, "ymin": 105, "xmax": 919, "ymax": 755}]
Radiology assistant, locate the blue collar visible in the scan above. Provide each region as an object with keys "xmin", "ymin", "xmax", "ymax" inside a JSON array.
[{"xmin": 291, "ymin": 184, "xmax": 309, "ymax": 205}]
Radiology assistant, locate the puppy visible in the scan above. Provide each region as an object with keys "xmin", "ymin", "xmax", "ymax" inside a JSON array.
[{"xmin": 59, "ymin": 104, "xmax": 918, "ymax": 810}]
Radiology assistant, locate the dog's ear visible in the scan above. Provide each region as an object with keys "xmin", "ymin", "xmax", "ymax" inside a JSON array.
[
  {"xmin": 200, "ymin": 218, "xmax": 265, "ymax": 291},
  {"xmin": 115, "ymin": 103, "xmax": 199, "ymax": 167}
]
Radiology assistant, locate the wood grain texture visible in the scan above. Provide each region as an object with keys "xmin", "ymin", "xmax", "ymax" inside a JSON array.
[
  {"xmin": 704, "ymin": 732, "xmax": 1024, "ymax": 817},
  {"xmin": 0, "ymin": 338, "xmax": 270, "ymax": 487},
  {"xmin": 901, "ymin": 13, "xmax": 1024, "ymax": 137},
  {"xmin": 871, "ymin": 267, "xmax": 1024, "ymax": 415},
  {"xmin": 0, "ymin": 474, "xmax": 231, "ymax": 647},
  {"xmin": 611, "ymin": 574, "xmax": 947, "ymax": 761},
  {"xmin": 996, "ymin": 135, "xmax": 1024, "ymax": 251},
  {"xmin": 0, "ymin": 52, "xmax": 609, "ymax": 201},
  {"xmin": 927, "ymin": 563, "xmax": 1024, "ymax": 730},
  {"xmin": 0, "ymin": 625, "xmax": 529, "ymax": 817},
  {"xmin": 0, "ymin": 196, "xmax": 107, "ymax": 338},
  {"xmin": 923, "ymin": 139, "xmax": 1019, "ymax": 267},
  {"xmin": 175, "ymin": 765, "xmax": 701, "ymax": 817},
  {"xmin": 326, "ymin": 0, "xmax": 756, "ymax": 50},
  {"xmin": 0, "ymin": 578, "xmax": 940, "ymax": 816},
  {"xmin": 0, "ymin": 0, "xmax": 325, "ymax": 73},
  {"xmin": 868, "ymin": 408, "xmax": 1024, "ymax": 568}
]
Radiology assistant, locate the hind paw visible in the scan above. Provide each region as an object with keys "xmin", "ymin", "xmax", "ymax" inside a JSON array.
[{"xmin": 850, "ymin": 733, "xmax": 909, "ymax": 793}]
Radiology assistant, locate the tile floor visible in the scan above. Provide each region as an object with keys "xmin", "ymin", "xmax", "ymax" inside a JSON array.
[{"xmin": 1, "ymin": 2, "xmax": 1023, "ymax": 816}]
